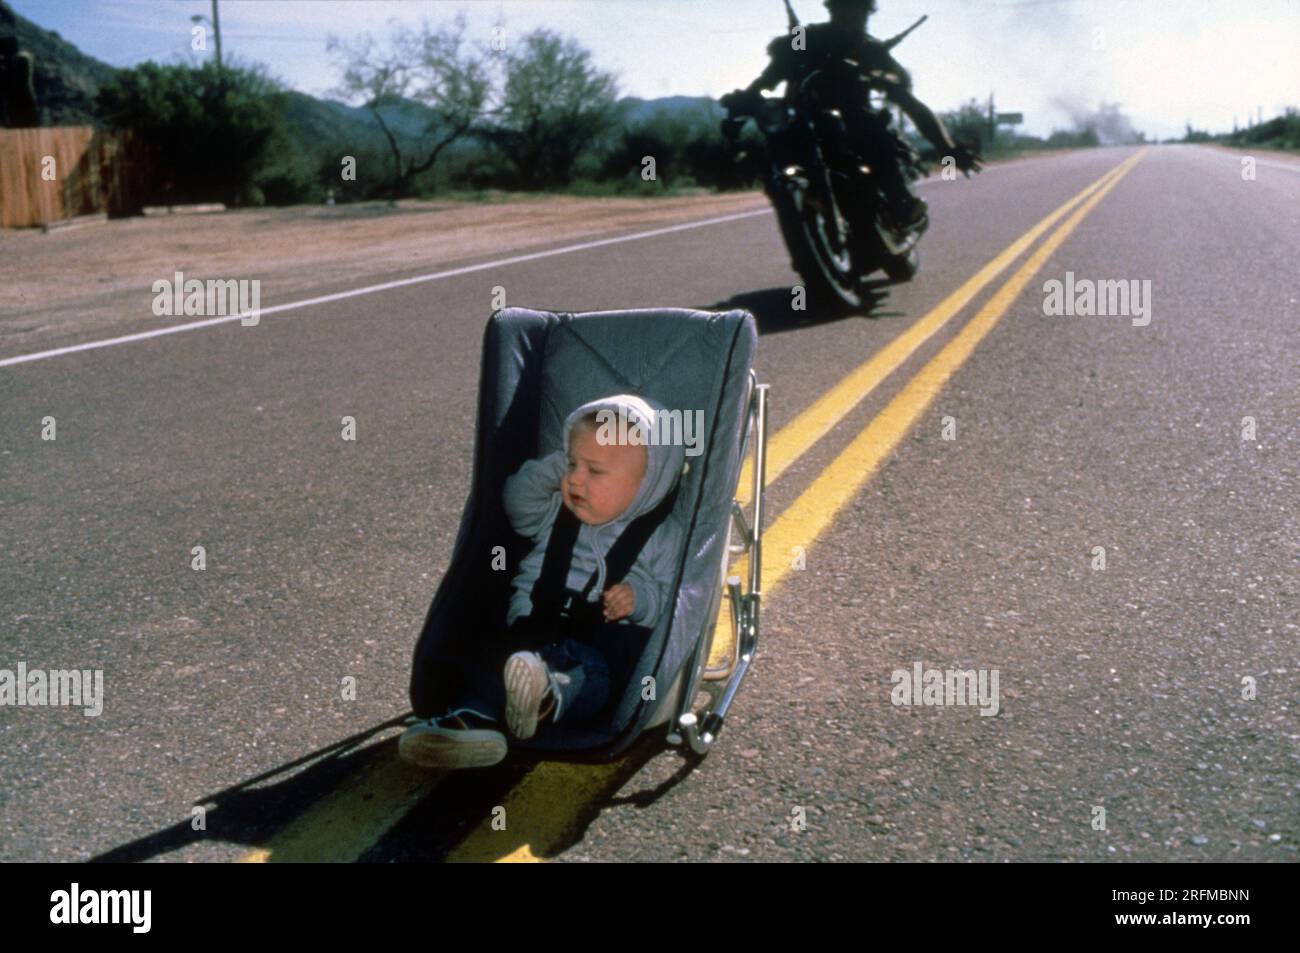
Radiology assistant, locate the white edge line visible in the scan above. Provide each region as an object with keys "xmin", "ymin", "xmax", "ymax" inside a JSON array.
[
  {"xmin": 1194, "ymin": 143, "xmax": 1300, "ymax": 174},
  {"xmin": 1256, "ymin": 160, "xmax": 1300, "ymax": 174},
  {"xmin": 1, "ymin": 208, "xmax": 773, "ymax": 369}
]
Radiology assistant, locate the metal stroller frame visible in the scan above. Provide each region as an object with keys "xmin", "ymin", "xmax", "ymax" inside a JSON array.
[{"xmin": 663, "ymin": 372, "xmax": 768, "ymax": 756}]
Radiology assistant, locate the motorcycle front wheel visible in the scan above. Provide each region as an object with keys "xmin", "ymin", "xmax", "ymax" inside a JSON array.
[{"xmin": 768, "ymin": 173, "xmax": 870, "ymax": 311}]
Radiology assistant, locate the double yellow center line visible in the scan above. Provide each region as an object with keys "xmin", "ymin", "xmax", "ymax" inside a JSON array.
[
  {"xmin": 241, "ymin": 149, "xmax": 1147, "ymax": 863},
  {"xmin": 739, "ymin": 149, "xmax": 1145, "ymax": 504},
  {"xmin": 728, "ymin": 150, "xmax": 1146, "ymax": 594}
]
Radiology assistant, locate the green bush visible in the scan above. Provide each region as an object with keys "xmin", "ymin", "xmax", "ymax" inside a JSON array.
[
  {"xmin": 1224, "ymin": 108, "xmax": 1300, "ymax": 151},
  {"xmin": 96, "ymin": 59, "xmax": 293, "ymax": 207},
  {"xmin": 600, "ymin": 105, "xmax": 721, "ymax": 187}
]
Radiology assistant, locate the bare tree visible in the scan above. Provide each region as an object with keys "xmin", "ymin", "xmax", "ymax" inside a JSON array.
[
  {"xmin": 482, "ymin": 28, "xmax": 619, "ymax": 189},
  {"xmin": 328, "ymin": 15, "xmax": 491, "ymax": 201}
]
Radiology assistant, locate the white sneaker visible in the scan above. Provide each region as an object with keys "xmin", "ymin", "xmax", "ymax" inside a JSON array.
[
  {"xmin": 398, "ymin": 710, "xmax": 507, "ymax": 769},
  {"xmin": 503, "ymin": 652, "xmax": 555, "ymax": 740}
]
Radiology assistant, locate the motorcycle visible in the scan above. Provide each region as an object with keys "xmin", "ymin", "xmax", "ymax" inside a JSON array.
[{"xmin": 721, "ymin": 22, "xmax": 967, "ymax": 309}]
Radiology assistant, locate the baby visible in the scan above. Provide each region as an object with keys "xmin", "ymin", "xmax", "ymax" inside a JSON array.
[{"xmin": 399, "ymin": 393, "xmax": 685, "ymax": 769}]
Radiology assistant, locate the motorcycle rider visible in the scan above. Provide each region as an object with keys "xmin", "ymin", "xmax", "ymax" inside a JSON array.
[{"xmin": 724, "ymin": 0, "xmax": 979, "ymax": 228}]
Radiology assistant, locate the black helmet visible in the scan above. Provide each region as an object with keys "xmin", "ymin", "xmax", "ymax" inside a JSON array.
[{"xmin": 825, "ymin": 0, "xmax": 877, "ymax": 10}]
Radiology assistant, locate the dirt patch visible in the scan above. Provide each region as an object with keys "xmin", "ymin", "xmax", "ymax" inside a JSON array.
[{"xmin": 0, "ymin": 191, "xmax": 770, "ymax": 348}]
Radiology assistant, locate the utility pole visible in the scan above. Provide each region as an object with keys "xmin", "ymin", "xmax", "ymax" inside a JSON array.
[
  {"xmin": 212, "ymin": 0, "xmax": 223, "ymax": 74},
  {"xmin": 191, "ymin": 1, "xmax": 223, "ymax": 83},
  {"xmin": 987, "ymin": 92, "xmax": 995, "ymax": 149}
]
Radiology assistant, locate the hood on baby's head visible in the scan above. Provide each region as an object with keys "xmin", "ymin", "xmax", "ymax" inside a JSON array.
[{"xmin": 562, "ymin": 393, "xmax": 688, "ymax": 525}]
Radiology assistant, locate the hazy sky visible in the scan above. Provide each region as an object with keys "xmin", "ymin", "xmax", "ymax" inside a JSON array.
[{"xmin": 12, "ymin": 0, "xmax": 1300, "ymax": 140}]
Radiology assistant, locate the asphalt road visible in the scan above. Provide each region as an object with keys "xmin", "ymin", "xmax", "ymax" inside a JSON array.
[{"xmin": 1, "ymin": 145, "xmax": 1296, "ymax": 862}]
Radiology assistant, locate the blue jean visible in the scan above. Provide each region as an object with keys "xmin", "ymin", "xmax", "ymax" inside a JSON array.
[
  {"xmin": 535, "ymin": 639, "xmax": 609, "ymax": 723},
  {"xmin": 424, "ymin": 615, "xmax": 649, "ymax": 729}
]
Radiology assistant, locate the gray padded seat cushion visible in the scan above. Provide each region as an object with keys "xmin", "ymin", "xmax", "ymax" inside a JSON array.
[{"xmin": 409, "ymin": 306, "xmax": 756, "ymax": 757}]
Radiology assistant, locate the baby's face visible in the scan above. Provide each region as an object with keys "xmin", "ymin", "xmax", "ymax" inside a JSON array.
[{"xmin": 562, "ymin": 427, "xmax": 647, "ymax": 526}]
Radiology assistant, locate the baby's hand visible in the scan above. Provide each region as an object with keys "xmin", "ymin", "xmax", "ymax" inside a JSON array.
[{"xmin": 602, "ymin": 583, "xmax": 635, "ymax": 621}]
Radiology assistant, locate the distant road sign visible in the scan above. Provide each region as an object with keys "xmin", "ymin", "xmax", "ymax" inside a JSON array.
[{"xmin": 996, "ymin": 112, "xmax": 1024, "ymax": 125}]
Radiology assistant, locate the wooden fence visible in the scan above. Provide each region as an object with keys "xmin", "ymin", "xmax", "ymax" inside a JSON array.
[{"xmin": 0, "ymin": 126, "xmax": 153, "ymax": 228}]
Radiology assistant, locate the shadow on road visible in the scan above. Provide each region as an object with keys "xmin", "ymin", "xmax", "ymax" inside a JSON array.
[
  {"xmin": 370, "ymin": 734, "xmax": 706, "ymax": 862},
  {"xmin": 89, "ymin": 715, "xmax": 707, "ymax": 862},
  {"xmin": 697, "ymin": 284, "xmax": 904, "ymax": 334},
  {"xmin": 88, "ymin": 715, "xmax": 413, "ymax": 862}
]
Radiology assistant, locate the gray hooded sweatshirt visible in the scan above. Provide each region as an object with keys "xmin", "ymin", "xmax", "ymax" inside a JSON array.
[{"xmin": 503, "ymin": 394, "xmax": 687, "ymax": 630}]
